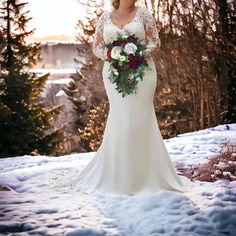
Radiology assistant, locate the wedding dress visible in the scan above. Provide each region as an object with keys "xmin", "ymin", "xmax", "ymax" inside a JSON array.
[{"xmin": 56, "ymin": 6, "xmax": 194, "ymax": 195}]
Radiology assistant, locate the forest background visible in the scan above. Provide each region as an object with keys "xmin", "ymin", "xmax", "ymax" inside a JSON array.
[{"xmin": 0, "ymin": 0, "xmax": 235, "ymax": 157}]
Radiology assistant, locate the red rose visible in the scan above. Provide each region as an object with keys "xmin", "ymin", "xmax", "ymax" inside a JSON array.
[
  {"xmin": 127, "ymin": 35, "xmax": 137, "ymax": 43},
  {"xmin": 107, "ymin": 49, "xmax": 111, "ymax": 60},
  {"xmin": 129, "ymin": 60, "xmax": 140, "ymax": 70},
  {"xmin": 113, "ymin": 39, "xmax": 125, "ymax": 46},
  {"xmin": 128, "ymin": 55, "xmax": 143, "ymax": 70}
]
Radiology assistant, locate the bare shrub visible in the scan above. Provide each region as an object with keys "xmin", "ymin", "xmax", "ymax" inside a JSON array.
[{"xmin": 176, "ymin": 139, "xmax": 236, "ymax": 182}]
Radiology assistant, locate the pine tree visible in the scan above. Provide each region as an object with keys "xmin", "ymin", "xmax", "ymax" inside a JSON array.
[
  {"xmin": 63, "ymin": 77, "xmax": 87, "ymax": 130},
  {"xmin": 0, "ymin": 31, "xmax": 11, "ymax": 117},
  {"xmin": 66, "ymin": 0, "xmax": 105, "ymax": 134},
  {"xmin": 0, "ymin": 0, "xmax": 62, "ymax": 157}
]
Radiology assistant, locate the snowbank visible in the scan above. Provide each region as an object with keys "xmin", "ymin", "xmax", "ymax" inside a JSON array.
[{"xmin": 0, "ymin": 123, "xmax": 235, "ymax": 235}]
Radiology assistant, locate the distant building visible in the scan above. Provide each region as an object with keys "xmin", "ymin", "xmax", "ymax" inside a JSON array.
[{"xmin": 35, "ymin": 42, "xmax": 85, "ymax": 69}]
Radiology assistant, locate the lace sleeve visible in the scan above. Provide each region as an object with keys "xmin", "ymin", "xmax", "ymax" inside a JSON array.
[
  {"xmin": 93, "ymin": 13, "xmax": 108, "ymax": 60},
  {"xmin": 142, "ymin": 7, "xmax": 161, "ymax": 56}
]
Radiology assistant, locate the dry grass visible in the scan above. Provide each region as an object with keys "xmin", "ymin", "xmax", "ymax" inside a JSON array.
[{"xmin": 176, "ymin": 139, "xmax": 236, "ymax": 182}]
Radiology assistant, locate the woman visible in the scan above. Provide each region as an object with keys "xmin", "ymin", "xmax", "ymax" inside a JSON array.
[{"xmin": 71, "ymin": 0, "xmax": 194, "ymax": 195}]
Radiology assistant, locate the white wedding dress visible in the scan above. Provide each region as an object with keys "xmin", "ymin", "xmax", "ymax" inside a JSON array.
[{"xmin": 54, "ymin": 6, "xmax": 194, "ymax": 195}]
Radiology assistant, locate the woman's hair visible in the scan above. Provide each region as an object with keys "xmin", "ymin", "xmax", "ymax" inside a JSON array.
[{"xmin": 111, "ymin": 0, "xmax": 120, "ymax": 9}]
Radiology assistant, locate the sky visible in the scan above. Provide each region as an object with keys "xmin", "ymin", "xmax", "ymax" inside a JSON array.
[{"xmin": 26, "ymin": 0, "xmax": 86, "ymax": 38}]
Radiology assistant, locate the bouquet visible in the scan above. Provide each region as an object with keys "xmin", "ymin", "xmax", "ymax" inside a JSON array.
[{"xmin": 105, "ymin": 29, "xmax": 151, "ymax": 97}]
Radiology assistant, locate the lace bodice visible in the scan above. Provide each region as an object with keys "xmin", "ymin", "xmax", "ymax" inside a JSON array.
[{"xmin": 93, "ymin": 6, "xmax": 161, "ymax": 60}]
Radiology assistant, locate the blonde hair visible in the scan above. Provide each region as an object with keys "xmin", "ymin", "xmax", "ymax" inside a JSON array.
[{"xmin": 111, "ymin": 0, "xmax": 120, "ymax": 9}]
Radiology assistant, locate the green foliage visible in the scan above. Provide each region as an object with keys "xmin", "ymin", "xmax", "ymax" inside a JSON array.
[
  {"xmin": 0, "ymin": 0, "xmax": 63, "ymax": 157},
  {"xmin": 63, "ymin": 78, "xmax": 87, "ymax": 130}
]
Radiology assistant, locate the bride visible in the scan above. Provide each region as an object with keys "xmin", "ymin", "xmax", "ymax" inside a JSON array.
[{"xmin": 64, "ymin": 0, "xmax": 194, "ymax": 195}]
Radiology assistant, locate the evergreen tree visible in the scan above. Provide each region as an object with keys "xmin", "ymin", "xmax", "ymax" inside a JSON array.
[
  {"xmin": 64, "ymin": 0, "xmax": 105, "ymax": 138},
  {"xmin": 63, "ymin": 77, "xmax": 87, "ymax": 130},
  {"xmin": 0, "ymin": 32, "xmax": 11, "ymax": 117},
  {"xmin": 0, "ymin": 0, "xmax": 62, "ymax": 157}
]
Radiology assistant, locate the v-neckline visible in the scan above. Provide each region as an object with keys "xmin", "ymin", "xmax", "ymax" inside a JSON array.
[{"xmin": 108, "ymin": 6, "xmax": 140, "ymax": 31}]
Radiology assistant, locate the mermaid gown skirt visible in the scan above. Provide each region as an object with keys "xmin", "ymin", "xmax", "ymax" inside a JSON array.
[{"xmin": 73, "ymin": 56, "xmax": 193, "ymax": 195}]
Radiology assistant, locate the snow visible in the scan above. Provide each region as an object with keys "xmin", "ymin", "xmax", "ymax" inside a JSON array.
[
  {"xmin": 0, "ymin": 123, "xmax": 236, "ymax": 235},
  {"xmin": 56, "ymin": 90, "xmax": 66, "ymax": 97},
  {"xmin": 29, "ymin": 68, "xmax": 77, "ymax": 75},
  {"xmin": 165, "ymin": 123, "xmax": 236, "ymax": 166},
  {"xmin": 46, "ymin": 78, "xmax": 74, "ymax": 85}
]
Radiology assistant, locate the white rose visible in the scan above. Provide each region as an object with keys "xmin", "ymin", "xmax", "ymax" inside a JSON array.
[
  {"xmin": 111, "ymin": 46, "xmax": 122, "ymax": 60},
  {"xmin": 124, "ymin": 42, "xmax": 137, "ymax": 55}
]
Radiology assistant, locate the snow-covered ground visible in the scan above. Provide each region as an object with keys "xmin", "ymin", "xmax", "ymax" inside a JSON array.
[{"xmin": 0, "ymin": 123, "xmax": 236, "ymax": 236}]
